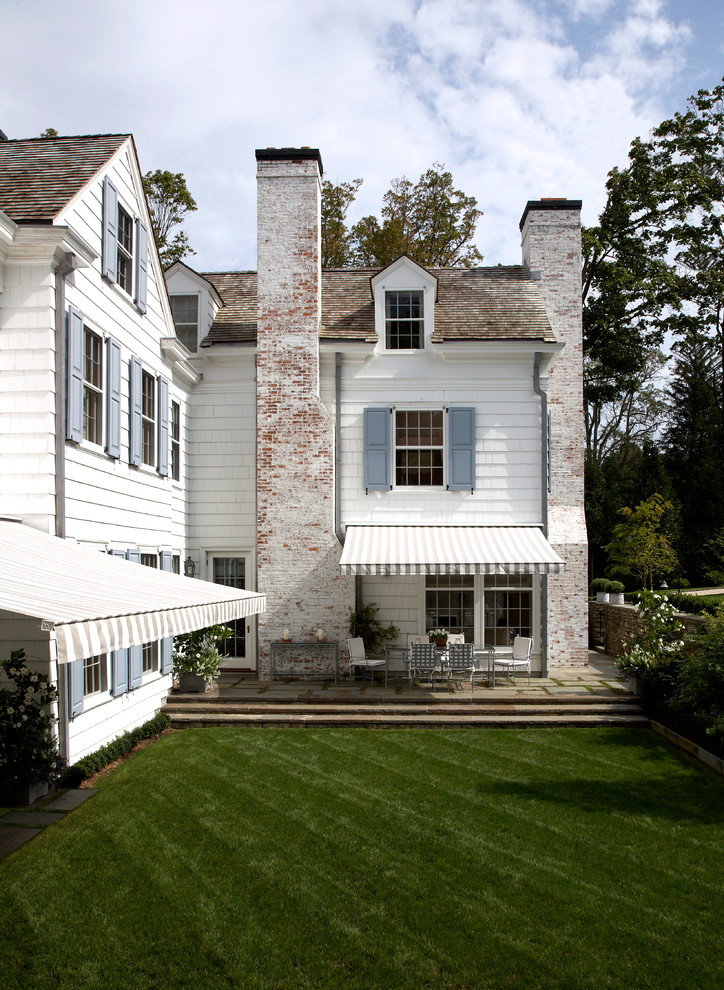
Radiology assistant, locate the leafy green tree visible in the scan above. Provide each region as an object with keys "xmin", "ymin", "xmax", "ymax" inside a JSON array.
[
  {"xmin": 142, "ymin": 169, "xmax": 197, "ymax": 268},
  {"xmin": 39, "ymin": 127, "xmax": 58, "ymax": 138},
  {"xmin": 321, "ymin": 164, "xmax": 483, "ymax": 269},
  {"xmin": 605, "ymin": 493, "xmax": 679, "ymax": 590},
  {"xmin": 321, "ymin": 178, "xmax": 362, "ymax": 268}
]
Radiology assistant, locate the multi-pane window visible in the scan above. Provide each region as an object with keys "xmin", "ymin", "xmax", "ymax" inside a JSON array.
[
  {"xmin": 171, "ymin": 401, "xmax": 180, "ymax": 481},
  {"xmin": 117, "ymin": 206, "xmax": 133, "ymax": 295},
  {"xmin": 170, "ymin": 295, "xmax": 199, "ymax": 353},
  {"xmin": 385, "ymin": 290, "xmax": 423, "ymax": 349},
  {"xmin": 484, "ymin": 575, "xmax": 533, "ymax": 648},
  {"xmin": 172, "ymin": 554, "xmax": 181, "ymax": 575},
  {"xmin": 213, "ymin": 557, "xmax": 246, "ymax": 660},
  {"xmin": 84, "ymin": 654, "xmax": 107, "ymax": 696},
  {"xmin": 142, "ymin": 642, "xmax": 158, "ymax": 673},
  {"xmin": 83, "ymin": 327, "xmax": 103, "ymax": 445},
  {"xmin": 395, "ymin": 410, "xmax": 444, "ymax": 486},
  {"xmin": 141, "ymin": 371, "xmax": 155, "ymax": 467},
  {"xmin": 426, "ymin": 575, "xmax": 475, "ymax": 642}
]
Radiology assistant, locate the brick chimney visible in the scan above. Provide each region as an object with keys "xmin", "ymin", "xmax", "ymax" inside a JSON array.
[
  {"xmin": 520, "ymin": 199, "xmax": 588, "ymax": 665},
  {"xmin": 255, "ymin": 148, "xmax": 354, "ymax": 679}
]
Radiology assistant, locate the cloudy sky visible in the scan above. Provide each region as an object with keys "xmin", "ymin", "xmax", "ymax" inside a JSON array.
[{"xmin": 1, "ymin": 0, "xmax": 722, "ymax": 270}]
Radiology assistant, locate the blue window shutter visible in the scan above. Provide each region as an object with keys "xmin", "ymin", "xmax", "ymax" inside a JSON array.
[
  {"xmin": 129, "ymin": 645, "xmax": 143, "ymax": 689},
  {"xmin": 68, "ymin": 659, "xmax": 84, "ymax": 719},
  {"xmin": 447, "ymin": 407, "xmax": 475, "ymax": 491},
  {"xmin": 363, "ymin": 407, "xmax": 391, "ymax": 491},
  {"xmin": 129, "ymin": 356, "xmax": 142, "ymax": 466},
  {"xmin": 66, "ymin": 306, "xmax": 84, "ymax": 442},
  {"xmin": 106, "ymin": 337, "xmax": 122, "ymax": 458},
  {"xmin": 102, "ymin": 176, "xmax": 118, "ymax": 282},
  {"xmin": 126, "ymin": 548, "xmax": 141, "ymax": 564},
  {"xmin": 111, "ymin": 649, "xmax": 129, "ymax": 697},
  {"xmin": 135, "ymin": 219, "xmax": 148, "ymax": 313},
  {"xmin": 157, "ymin": 376, "xmax": 169, "ymax": 476}
]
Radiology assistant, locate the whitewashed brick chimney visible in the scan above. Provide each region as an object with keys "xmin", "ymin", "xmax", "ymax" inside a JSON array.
[
  {"xmin": 520, "ymin": 200, "xmax": 589, "ymax": 665},
  {"xmin": 255, "ymin": 148, "xmax": 354, "ymax": 679}
]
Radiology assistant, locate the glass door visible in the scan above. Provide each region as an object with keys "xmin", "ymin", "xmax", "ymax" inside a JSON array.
[{"xmin": 211, "ymin": 556, "xmax": 256, "ymax": 670}]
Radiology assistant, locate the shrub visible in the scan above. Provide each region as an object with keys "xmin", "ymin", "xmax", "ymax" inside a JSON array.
[
  {"xmin": 590, "ymin": 578, "xmax": 612, "ymax": 595},
  {"xmin": 615, "ymin": 592, "xmax": 686, "ymax": 680},
  {"xmin": 63, "ymin": 712, "xmax": 171, "ymax": 787},
  {"xmin": 665, "ymin": 593, "xmax": 721, "ymax": 617},
  {"xmin": 0, "ymin": 649, "xmax": 64, "ymax": 787},
  {"xmin": 173, "ymin": 624, "xmax": 232, "ymax": 681},
  {"xmin": 608, "ymin": 581, "xmax": 625, "ymax": 594}
]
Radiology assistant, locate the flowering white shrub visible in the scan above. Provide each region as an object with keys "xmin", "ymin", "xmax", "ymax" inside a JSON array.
[{"xmin": 615, "ymin": 592, "xmax": 685, "ymax": 678}]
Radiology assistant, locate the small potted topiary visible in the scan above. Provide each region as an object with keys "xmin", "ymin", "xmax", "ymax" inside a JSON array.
[
  {"xmin": 608, "ymin": 581, "xmax": 626, "ymax": 605},
  {"xmin": 590, "ymin": 578, "xmax": 612, "ymax": 603},
  {"xmin": 173, "ymin": 624, "xmax": 233, "ymax": 693}
]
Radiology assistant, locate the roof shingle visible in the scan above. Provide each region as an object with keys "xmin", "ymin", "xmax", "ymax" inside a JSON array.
[{"xmin": 0, "ymin": 134, "xmax": 128, "ymax": 222}]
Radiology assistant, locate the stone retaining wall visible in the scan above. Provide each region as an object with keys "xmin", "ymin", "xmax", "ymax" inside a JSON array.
[{"xmin": 589, "ymin": 602, "xmax": 705, "ymax": 657}]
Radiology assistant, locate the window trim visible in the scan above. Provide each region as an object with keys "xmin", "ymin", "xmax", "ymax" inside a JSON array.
[
  {"xmin": 171, "ymin": 400, "xmax": 180, "ymax": 482},
  {"xmin": 395, "ymin": 408, "xmax": 445, "ymax": 488},
  {"xmin": 170, "ymin": 293, "xmax": 200, "ymax": 353},
  {"xmin": 385, "ymin": 290, "xmax": 424, "ymax": 350},
  {"xmin": 82, "ymin": 325, "xmax": 104, "ymax": 447}
]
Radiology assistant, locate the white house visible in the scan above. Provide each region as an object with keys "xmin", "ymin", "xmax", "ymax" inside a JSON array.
[
  {"xmin": 165, "ymin": 147, "xmax": 588, "ymax": 679},
  {"xmin": 0, "ymin": 134, "xmax": 265, "ymax": 765}
]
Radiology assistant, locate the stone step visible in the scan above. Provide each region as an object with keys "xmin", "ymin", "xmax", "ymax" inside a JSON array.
[
  {"xmin": 165, "ymin": 701, "xmax": 639, "ymax": 717},
  {"xmin": 167, "ymin": 710, "xmax": 649, "ymax": 729},
  {"xmin": 166, "ymin": 691, "xmax": 636, "ymax": 708}
]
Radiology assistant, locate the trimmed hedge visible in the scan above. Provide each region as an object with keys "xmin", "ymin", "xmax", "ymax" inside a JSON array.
[
  {"xmin": 63, "ymin": 712, "xmax": 171, "ymax": 787},
  {"xmin": 664, "ymin": 593, "xmax": 723, "ymax": 617}
]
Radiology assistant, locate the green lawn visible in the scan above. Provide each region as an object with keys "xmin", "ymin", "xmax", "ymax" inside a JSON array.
[{"xmin": 1, "ymin": 728, "xmax": 723, "ymax": 989}]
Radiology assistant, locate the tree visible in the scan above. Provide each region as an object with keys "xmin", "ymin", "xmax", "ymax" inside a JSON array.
[
  {"xmin": 142, "ymin": 170, "xmax": 197, "ymax": 268},
  {"xmin": 605, "ymin": 493, "xmax": 679, "ymax": 590},
  {"xmin": 39, "ymin": 127, "xmax": 58, "ymax": 138},
  {"xmin": 321, "ymin": 164, "xmax": 483, "ymax": 269},
  {"xmin": 321, "ymin": 178, "xmax": 362, "ymax": 268}
]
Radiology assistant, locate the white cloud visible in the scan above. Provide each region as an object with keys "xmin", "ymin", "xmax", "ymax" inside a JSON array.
[{"xmin": 0, "ymin": 0, "xmax": 704, "ymax": 268}]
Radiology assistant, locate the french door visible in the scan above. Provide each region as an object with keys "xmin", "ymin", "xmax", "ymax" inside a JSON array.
[{"xmin": 210, "ymin": 555, "xmax": 256, "ymax": 670}]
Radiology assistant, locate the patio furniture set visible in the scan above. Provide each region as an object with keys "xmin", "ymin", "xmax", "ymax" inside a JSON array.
[{"xmin": 346, "ymin": 635, "xmax": 533, "ymax": 691}]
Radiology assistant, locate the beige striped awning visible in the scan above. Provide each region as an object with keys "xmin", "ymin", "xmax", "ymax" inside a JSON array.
[
  {"xmin": 0, "ymin": 520, "xmax": 266, "ymax": 664},
  {"xmin": 339, "ymin": 525, "xmax": 565, "ymax": 576}
]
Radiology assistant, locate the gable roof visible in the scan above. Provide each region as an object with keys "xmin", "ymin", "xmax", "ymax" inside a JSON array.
[
  {"xmin": 200, "ymin": 266, "xmax": 554, "ymax": 346},
  {"xmin": 0, "ymin": 134, "xmax": 129, "ymax": 222}
]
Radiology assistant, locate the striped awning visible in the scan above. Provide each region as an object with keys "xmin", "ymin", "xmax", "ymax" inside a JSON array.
[
  {"xmin": 0, "ymin": 520, "xmax": 266, "ymax": 664},
  {"xmin": 339, "ymin": 525, "xmax": 565, "ymax": 576}
]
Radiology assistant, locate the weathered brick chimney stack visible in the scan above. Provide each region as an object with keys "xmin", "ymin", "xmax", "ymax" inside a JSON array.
[
  {"xmin": 255, "ymin": 148, "xmax": 354, "ymax": 679},
  {"xmin": 520, "ymin": 199, "xmax": 589, "ymax": 664}
]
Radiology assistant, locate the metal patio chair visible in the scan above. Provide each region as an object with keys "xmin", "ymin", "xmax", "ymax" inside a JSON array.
[
  {"xmin": 493, "ymin": 636, "xmax": 532, "ymax": 686},
  {"xmin": 407, "ymin": 641, "xmax": 438, "ymax": 692},
  {"xmin": 444, "ymin": 642, "xmax": 478, "ymax": 693},
  {"xmin": 346, "ymin": 637, "xmax": 387, "ymax": 687}
]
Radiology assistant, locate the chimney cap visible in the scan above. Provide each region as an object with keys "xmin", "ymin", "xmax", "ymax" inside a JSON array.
[
  {"xmin": 255, "ymin": 147, "xmax": 323, "ymax": 174},
  {"xmin": 519, "ymin": 198, "xmax": 582, "ymax": 230}
]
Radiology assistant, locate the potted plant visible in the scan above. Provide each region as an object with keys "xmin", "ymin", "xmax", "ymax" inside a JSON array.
[
  {"xmin": 0, "ymin": 649, "xmax": 64, "ymax": 805},
  {"xmin": 590, "ymin": 578, "xmax": 612, "ymax": 603},
  {"xmin": 348, "ymin": 603, "xmax": 399, "ymax": 655},
  {"xmin": 428, "ymin": 628, "xmax": 449, "ymax": 648},
  {"xmin": 609, "ymin": 581, "xmax": 626, "ymax": 605},
  {"xmin": 173, "ymin": 624, "xmax": 233, "ymax": 693}
]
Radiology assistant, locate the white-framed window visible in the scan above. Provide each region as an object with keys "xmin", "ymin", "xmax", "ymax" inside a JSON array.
[
  {"xmin": 385, "ymin": 290, "xmax": 423, "ymax": 349},
  {"xmin": 84, "ymin": 654, "xmax": 108, "ymax": 697},
  {"xmin": 395, "ymin": 409, "xmax": 444, "ymax": 487},
  {"xmin": 171, "ymin": 400, "xmax": 180, "ymax": 481},
  {"xmin": 141, "ymin": 371, "xmax": 155, "ymax": 467},
  {"xmin": 426, "ymin": 575, "xmax": 475, "ymax": 641},
  {"xmin": 170, "ymin": 295, "xmax": 199, "ymax": 352},
  {"xmin": 83, "ymin": 326, "xmax": 103, "ymax": 445},
  {"xmin": 117, "ymin": 205, "xmax": 134, "ymax": 296},
  {"xmin": 484, "ymin": 575, "xmax": 533, "ymax": 648},
  {"xmin": 142, "ymin": 642, "xmax": 159, "ymax": 674}
]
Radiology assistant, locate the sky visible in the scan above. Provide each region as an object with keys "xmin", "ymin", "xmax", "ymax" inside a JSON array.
[{"xmin": 1, "ymin": 0, "xmax": 723, "ymax": 271}]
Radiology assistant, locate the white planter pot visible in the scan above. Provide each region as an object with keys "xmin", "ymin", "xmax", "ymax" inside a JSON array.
[
  {"xmin": 177, "ymin": 672, "xmax": 212, "ymax": 693},
  {"xmin": 610, "ymin": 593, "xmax": 625, "ymax": 605},
  {"xmin": 596, "ymin": 592, "xmax": 610, "ymax": 603}
]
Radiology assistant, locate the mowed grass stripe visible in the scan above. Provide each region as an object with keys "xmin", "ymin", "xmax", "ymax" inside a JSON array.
[{"xmin": 1, "ymin": 727, "xmax": 723, "ymax": 989}]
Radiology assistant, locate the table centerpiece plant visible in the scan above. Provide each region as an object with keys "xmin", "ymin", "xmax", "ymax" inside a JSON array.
[{"xmin": 428, "ymin": 629, "xmax": 449, "ymax": 648}]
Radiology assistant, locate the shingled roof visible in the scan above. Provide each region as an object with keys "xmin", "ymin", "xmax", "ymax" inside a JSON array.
[
  {"xmin": 201, "ymin": 266, "xmax": 554, "ymax": 345},
  {"xmin": 0, "ymin": 134, "xmax": 128, "ymax": 222}
]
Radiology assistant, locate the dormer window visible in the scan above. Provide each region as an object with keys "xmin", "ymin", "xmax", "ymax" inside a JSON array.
[{"xmin": 385, "ymin": 290, "xmax": 423, "ymax": 349}]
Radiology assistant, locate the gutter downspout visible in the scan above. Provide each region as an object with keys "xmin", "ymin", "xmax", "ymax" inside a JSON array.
[
  {"xmin": 334, "ymin": 353, "xmax": 360, "ymax": 608},
  {"xmin": 53, "ymin": 253, "xmax": 77, "ymax": 539},
  {"xmin": 534, "ymin": 352, "xmax": 549, "ymax": 677}
]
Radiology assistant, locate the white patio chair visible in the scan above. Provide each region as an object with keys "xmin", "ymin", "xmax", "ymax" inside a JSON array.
[
  {"xmin": 493, "ymin": 636, "xmax": 532, "ymax": 686},
  {"xmin": 447, "ymin": 633, "xmax": 465, "ymax": 646},
  {"xmin": 444, "ymin": 642, "xmax": 478, "ymax": 693},
  {"xmin": 346, "ymin": 637, "xmax": 387, "ymax": 687}
]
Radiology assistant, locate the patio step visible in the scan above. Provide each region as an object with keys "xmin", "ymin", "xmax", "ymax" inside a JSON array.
[{"xmin": 164, "ymin": 698, "xmax": 647, "ymax": 729}]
